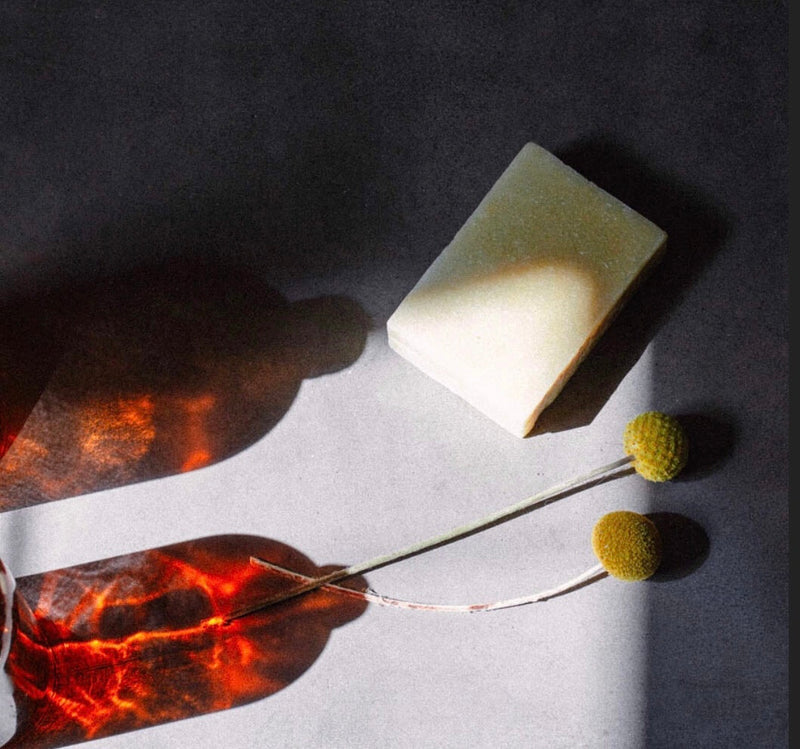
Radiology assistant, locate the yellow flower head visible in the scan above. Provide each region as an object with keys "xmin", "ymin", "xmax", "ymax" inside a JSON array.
[
  {"xmin": 623, "ymin": 411, "xmax": 688, "ymax": 482},
  {"xmin": 591, "ymin": 511, "xmax": 662, "ymax": 581}
]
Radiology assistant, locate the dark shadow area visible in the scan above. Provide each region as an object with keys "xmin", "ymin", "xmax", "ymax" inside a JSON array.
[
  {"xmin": 0, "ymin": 2, "xmax": 404, "ymax": 318},
  {"xmin": 532, "ymin": 135, "xmax": 728, "ymax": 435},
  {"xmin": 645, "ymin": 512, "xmax": 710, "ymax": 582},
  {"xmin": 1, "ymin": 3, "xmax": 393, "ymax": 513},
  {"xmin": 0, "ymin": 259, "xmax": 370, "ymax": 510},
  {"xmin": 672, "ymin": 410, "xmax": 738, "ymax": 481},
  {"xmin": 4, "ymin": 534, "xmax": 367, "ymax": 748},
  {"xmin": 0, "ymin": 296, "xmax": 74, "ymax": 461}
]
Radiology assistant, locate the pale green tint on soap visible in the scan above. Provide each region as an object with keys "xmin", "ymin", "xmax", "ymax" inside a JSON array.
[{"xmin": 387, "ymin": 143, "xmax": 666, "ymax": 437}]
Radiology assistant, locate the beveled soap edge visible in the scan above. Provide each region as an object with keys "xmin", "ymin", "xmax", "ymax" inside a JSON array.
[{"xmin": 519, "ymin": 228, "xmax": 668, "ymax": 436}]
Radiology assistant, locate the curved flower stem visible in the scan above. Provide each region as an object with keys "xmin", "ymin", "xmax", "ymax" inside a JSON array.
[
  {"xmin": 223, "ymin": 454, "xmax": 632, "ymax": 624},
  {"xmin": 246, "ymin": 558, "xmax": 607, "ymax": 613}
]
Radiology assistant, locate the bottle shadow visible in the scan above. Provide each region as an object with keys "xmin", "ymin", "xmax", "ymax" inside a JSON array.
[
  {"xmin": 0, "ymin": 259, "xmax": 370, "ymax": 509},
  {"xmin": 6, "ymin": 534, "xmax": 367, "ymax": 748},
  {"xmin": 531, "ymin": 134, "xmax": 729, "ymax": 435}
]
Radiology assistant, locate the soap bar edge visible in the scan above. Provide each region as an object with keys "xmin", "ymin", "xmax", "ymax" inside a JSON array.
[
  {"xmin": 520, "ymin": 227, "xmax": 668, "ymax": 435},
  {"xmin": 387, "ymin": 142, "xmax": 669, "ymax": 437}
]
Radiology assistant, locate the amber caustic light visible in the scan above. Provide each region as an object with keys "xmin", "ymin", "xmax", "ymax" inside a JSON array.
[{"xmin": 224, "ymin": 412, "xmax": 686, "ymax": 621}]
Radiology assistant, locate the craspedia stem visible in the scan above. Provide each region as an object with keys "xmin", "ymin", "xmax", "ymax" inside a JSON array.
[
  {"xmin": 247, "ymin": 557, "xmax": 608, "ymax": 613},
  {"xmin": 226, "ymin": 411, "xmax": 685, "ymax": 622},
  {"xmin": 224, "ymin": 455, "xmax": 634, "ymax": 622}
]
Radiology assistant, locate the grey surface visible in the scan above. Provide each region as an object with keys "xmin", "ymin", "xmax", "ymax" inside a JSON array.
[{"xmin": 0, "ymin": 2, "xmax": 788, "ymax": 748}]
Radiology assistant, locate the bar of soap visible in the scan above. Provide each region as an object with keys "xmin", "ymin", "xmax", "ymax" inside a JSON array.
[{"xmin": 387, "ymin": 142, "xmax": 667, "ymax": 437}]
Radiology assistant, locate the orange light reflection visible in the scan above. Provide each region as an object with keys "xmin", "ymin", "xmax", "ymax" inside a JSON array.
[{"xmin": 6, "ymin": 535, "xmax": 366, "ymax": 748}]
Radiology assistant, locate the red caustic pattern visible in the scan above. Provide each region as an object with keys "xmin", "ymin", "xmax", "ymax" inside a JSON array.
[{"xmin": 2, "ymin": 536, "xmax": 366, "ymax": 748}]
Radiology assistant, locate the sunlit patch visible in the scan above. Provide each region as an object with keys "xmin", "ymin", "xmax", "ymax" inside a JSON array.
[{"xmin": 395, "ymin": 260, "xmax": 600, "ymax": 434}]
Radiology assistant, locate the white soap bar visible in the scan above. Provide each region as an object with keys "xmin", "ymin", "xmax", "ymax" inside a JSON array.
[{"xmin": 387, "ymin": 142, "xmax": 667, "ymax": 437}]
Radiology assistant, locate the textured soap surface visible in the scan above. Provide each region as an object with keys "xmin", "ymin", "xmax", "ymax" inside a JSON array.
[{"xmin": 387, "ymin": 142, "xmax": 667, "ymax": 437}]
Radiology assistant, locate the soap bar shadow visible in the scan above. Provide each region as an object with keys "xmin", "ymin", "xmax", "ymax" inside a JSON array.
[
  {"xmin": 6, "ymin": 534, "xmax": 367, "ymax": 748},
  {"xmin": 531, "ymin": 135, "xmax": 728, "ymax": 435},
  {"xmin": 0, "ymin": 260, "xmax": 370, "ymax": 509}
]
